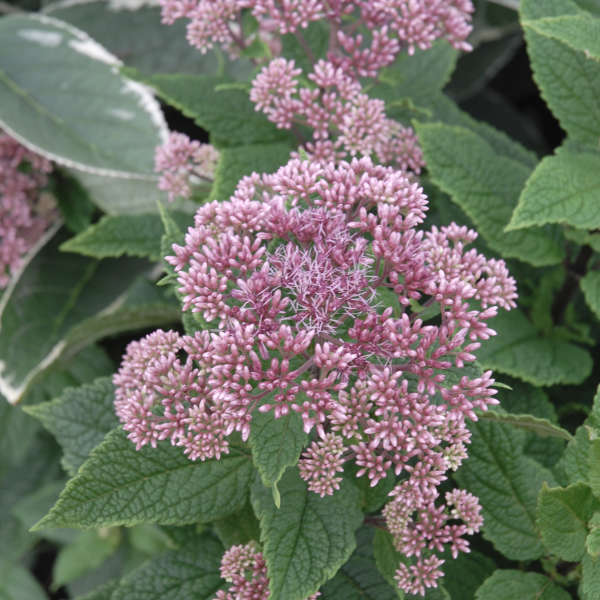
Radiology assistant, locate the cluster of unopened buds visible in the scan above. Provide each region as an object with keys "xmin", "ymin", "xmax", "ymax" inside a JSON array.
[
  {"xmin": 115, "ymin": 155, "xmax": 516, "ymax": 595},
  {"xmin": 0, "ymin": 132, "xmax": 54, "ymax": 289}
]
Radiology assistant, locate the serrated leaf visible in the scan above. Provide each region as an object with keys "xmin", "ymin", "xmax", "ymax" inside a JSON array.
[
  {"xmin": 249, "ymin": 408, "xmax": 307, "ymax": 489},
  {"xmin": 454, "ymin": 420, "xmax": 555, "ymax": 560},
  {"xmin": 521, "ymin": 0, "xmax": 600, "ymax": 145},
  {"xmin": 60, "ymin": 212, "xmax": 191, "ymax": 261},
  {"xmin": 415, "ymin": 122, "xmax": 564, "ymax": 266},
  {"xmin": 587, "ymin": 512, "xmax": 600, "ymax": 557},
  {"xmin": 24, "ymin": 377, "xmax": 119, "ymax": 475},
  {"xmin": 508, "ymin": 152, "xmax": 600, "ymax": 231},
  {"xmin": 582, "ymin": 553, "xmax": 600, "ymax": 600},
  {"xmin": 251, "ymin": 469, "xmax": 363, "ymax": 600},
  {"xmin": 53, "ymin": 529, "xmax": 121, "ymax": 588},
  {"xmin": 111, "ymin": 532, "xmax": 224, "ymax": 600},
  {"xmin": 523, "ymin": 14, "xmax": 600, "ymax": 62},
  {"xmin": 476, "ymin": 309, "xmax": 592, "ymax": 386},
  {"xmin": 0, "ymin": 14, "xmax": 166, "ymax": 177},
  {"xmin": 478, "ymin": 410, "xmax": 572, "ymax": 441},
  {"xmin": 35, "ymin": 428, "xmax": 254, "ymax": 530},
  {"xmin": 537, "ymin": 482, "xmax": 598, "ymax": 561},
  {"xmin": 581, "ymin": 271, "xmax": 600, "ymax": 322},
  {"xmin": 320, "ymin": 526, "xmax": 400, "ymax": 600},
  {"xmin": 209, "ymin": 142, "xmax": 293, "ymax": 202},
  {"xmin": 127, "ymin": 71, "xmax": 291, "ymax": 148},
  {"xmin": 72, "ymin": 579, "xmax": 119, "ymax": 600},
  {"xmin": 373, "ymin": 529, "xmax": 403, "ymax": 597},
  {"xmin": 0, "ymin": 558, "xmax": 47, "ymax": 600},
  {"xmin": 475, "ymin": 570, "xmax": 571, "ymax": 600},
  {"xmin": 0, "ymin": 230, "xmax": 154, "ymax": 405}
]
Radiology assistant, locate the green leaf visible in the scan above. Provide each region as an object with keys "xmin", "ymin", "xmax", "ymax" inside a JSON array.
[
  {"xmin": 44, "ymin": 1, "xmax": 247, "ymax": 77},
  {"xmin": 73, "ymin": 579, "xmax": 119, "ymax": 600},
  {"xmin": 441, "ymin": 550, "xmax": 495, "ymax": 600},
  {"xmin": 373, "ymin": 529, "xmax": 404, "ymax": 598},
  {"xmin": 35, "ymin": 428, "xmax": 254, "ymax": 530},
  {"xmin": 478, "ymin": 410, "xmax": 573, "ymax": 441},
  {"xmin": 24, "ymin": 377, "xmax": 119, "ymax": 475},
  {"xmin": 588, "ymin": 439, "xmax": 600, "ymax": 498},
  {"xmin": 209, "ymin": 142, "xmax": 293, "ymax": 202},
  {"xmin": 251, "ymin": 469, "xmax": 363, "ymax": 600},
  {"xmin": 415, "ymin": 122, "xmax": 564, "ymax": 266},
  {"xmin": 111, "ymin": 532, "xmax": 224, "ymax": 600},
  {"xmin": 249, "ymin": 408, "xmax": 307, "ymax": 489},
  {"xmin": 476, "ymin": 309, "xmax": 592, "ymax": 386},
  {"xmin": 0, "ymin": 14, "xmax": 166, "ymax": 177},
  {"xmin": 0, "ymin": 229, "xmax": 155, "ymax": 405},
  {"xmin": 508, "ymin": 152, "xmax": 600, "ymax": 231},
  {"xmin": 60, "ymin": 212, "xmax": 191, "ymax": 261},
  {"xmin": 0, "ymin": 558, "xmax": 47, "ymax": 600},
  {"xmin": 587, "ymin": 512, "xmax": 600, "ymax": 557},
  {"xmin": 582, "ymin": 553, "xmax": 600, "ymax": 600},
  {"xmin": 454, "ymin": 420, "xmax": 555, "ymax": 560},
  {"xmin": 213, "ymin": 501, "xmax": 261, "ymax": 548},
  {"xmin": 53, "ymin": 529, "xmax": 121, "ymax": 588},
  {"xmin": 521, "ymin": 0, "xmax": 600, "ymax": 145},
  {"xmin": 475, "ymin": 570, "xmax": 571, "ymax": 600},
  {"xmin": 280, "ymin": 21, "xmax": 329, "ymax": 74},
  {"xmin": 581, "ymin": 271, "xmax": 600, "ymax": 322},
  {"xmin": 52, "ymin": 170, "xmax": 96, "ymax": 233},
  {"xmin": 320, "ymin": 526, "xmax": 400, "ymax": 600},
  {"xmin": 0, "ymin": 400, "xmax": 40, "ymax": 472},
  {"xmin": 128, "ymin": 71, "xmax": 291, "ymax": 147},
  {"xmin": 537, "ymin": 482, "xmax": 599, "ymax": 561},
  {"xmin": 523, "ymin": 14, "xmax": 600, "ymax": 62}
]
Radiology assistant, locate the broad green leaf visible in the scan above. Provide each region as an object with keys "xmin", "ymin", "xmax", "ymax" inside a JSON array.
[
  {"xmin": 0, "ymin": 559, "xmax": 47, "ymax": 600},
  {"xmin": 523, "ymin": 14, "xmax": 600, "ymax": 62},
  {"xmin": 52, "ymin": 170, "xmax": 96, "ymax": 233},
  {"xmin": 559, "ymin": 426, "xmax": 595, "ymax": 486},
  {"xmin": 213, "ymin": 502, "xmax": 261, "ymax": 548},
  {"xmin": 588, "ymin": 440, "xmax": 600, "ymax": 498},
  {"xmin": 320, "ymin": 527, "xmax": 400, "ymax": 600},
  {"xmin": 60, "ymin": 212, "xmax": 192, "ymax": 261},
  {"xmin": 521, "ymin": 0, "xmax": 600, "ymax": 145},
  {"xmin": 415, "ymin": 122, "xmax": 563, "ymax": 266},
  {"xmin": 475, "ymin": 570, "xmax": 571, "ymax": 600},
  {"xmin": 53, "ymin": 529, "xmax": 121, "ymax": 588},
  {"xmin": 249, "ymin": 408, "xmax": 307, "ymax": 489},
  {"xmin": 0, "ymin": 14, "xmax": 166, "ymax": 177},
  {"xmin": 582, "ymin": 271, "xmax": 600, "ymax": 321},
  {"xmin": 73, "ymin": 580, "xmax": 119, "ymax": 600},
  {"xmin": 0, "ymin": 231, "xmax": 177, "ymax": 405},
  {"xmin": 441, "ymin": 550, "xmax": 495, "ymax": 600},
  {"xmin": 0, "ymin": 400, "xmax": 39, "ymax": 472},
  {"xmin": 24, "ymin": 377, "xmax": 119, "ymax": 475},
  {"xmin": 478, "ymin": 410, "xmax": 572, "ymax": 441},
  {"xmin": 476, "ymin": 309, "xmax": 592, "ymax": 386},
  {"xmin": 44, "ymin": 1, "xmax": 246, "ymax": 77},
  {"xmin": 536, "ymin": 482, "xmax": 598, "ymax": 561},
  {"xmin": 508, "ymin": 152, "xmax": 600, "ymax": 231},
  {"xmin": 128, "ymin": 71, "xmax": 292, "ymax": 148},
  {"xmin": 35, "ymin": 428, "xmax": 254, "ymax": 530},
  {"xmin": 454, "ymin": 420, "xmax": 555, "ymax": 560},
  {"xmin": 373, "ymin": 529, "xmax": 403, "ymax": 596},
  {"xmin": 582, "ymin": 553, "xmax": 600, "ymax": 600},
  {"xmin": 127, "ymin": 524, "xmax": 174, "ymax": 557},
  {"xmin": 251, "ymin": 469, "xmax": 363, "ymax": 600},
  {"xmin": 280, "ymin": 21, "xmax": 329, "ymax": 75},
  {"xmin": 111, "ymin": 532, "xmax": 224, "ymax": 600},
  {"xmin": 587, "ymin": 512, "xmax": 600, "ymax": 557},
  {"xmin": 209, "ymin": 142, "xmax": 293, "ymax": 202}
]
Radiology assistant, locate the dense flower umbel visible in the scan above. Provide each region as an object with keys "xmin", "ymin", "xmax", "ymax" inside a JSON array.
[
  {"xmin": 0, "ymin": 133, "xmax": 54, "ymax": 288},
  {"xmin": 155, "ymin": 132, "xmax": 219, "ymax": 202},
  {"xmin": 115, "ymin": 156, "xmax": 516, "ymax": 594},
  {"xmin": 159, "ymin": 0, "xmax": 473, "ymax": 76},
  {"xmin": 214, "ymin": 543, "xmax": 321, "ymax": 599}
]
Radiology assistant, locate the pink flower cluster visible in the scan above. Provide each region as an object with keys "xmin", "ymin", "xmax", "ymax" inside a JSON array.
[
  {"xmin": 250, "ymin": 58, "xmax": 424, "ymax": 170},
  {"xmin": 0, "ymin": 133, "xmax": 54, "ymax": 289},
  {"xmin": 159, "ymin": 0, "xmax": 473, "ymax": 74},
  {"xmin": 155, "ymin": 132, "xmax": 219, "ymax": 202},
  {"xmin": 115, "ymin": 156, "xmax": 516, "ymax": 594},
  {"xmin": 214, "ymin": 542, "xmax": 320, "ymax": 599}
]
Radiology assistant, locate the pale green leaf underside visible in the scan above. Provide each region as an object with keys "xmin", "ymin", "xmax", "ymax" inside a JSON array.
[
  {"xmin": 476, "ymin": 309, "xmax": 592, "ymax": 386},
  {"xmin": 24, "ymin": 377, "xmax": 119, "ymax": 476},
  {"xmin": 0, "ymin": 14, "xmax": 165, "ymax": 177},
  {"xmin": 479, "ymin": 410, "xmax": 572, "ymax": 441},
  {"xmin": 415, "ymin": 122, "xmax": 564, "ymax": 267},
  {"xmin": 0, "ymin": 558, "xmax": 47, "ymax": 600},
  {"xmin": 35, "ymin": 428, "xmax": 253, "ymax": 530},
  {"xmin": 508, "ymin": 152, "xmax": 600, "ymax": 231},
  {"xmin": 581, "ymin": 271, "xmax": 600, "ymax": 322},
  {"xmin": 111, "ymin": 533, "xmax": 225, "ymax": 600},
  {"xmin": 455, "ymin": 420, "xmax": 555, "ymax": 560},
  {"xmin": 251, "ymin": 469, "xmax": 363, "ymax": 600},
  {"xmin": 475, "ymin": 570, "xmax": 571, "ymax": 600},
  {"xmin": 523, "ymin": 14, "xmax": 600, "ymax": 62},
  {"xmin": 249, "ymin": 409, "xmax": 307, "ymax": 488},
  {"xmin": 522, "ymin": 0, "xmax": 600, "ymax": 145}
]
